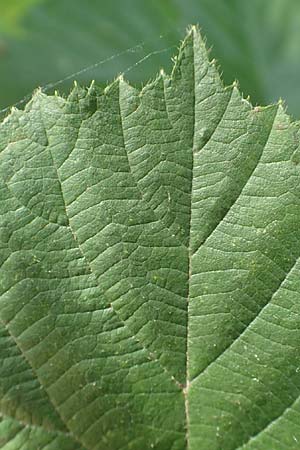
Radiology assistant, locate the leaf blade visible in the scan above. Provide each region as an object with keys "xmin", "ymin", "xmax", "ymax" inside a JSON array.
[{"xmin": 1, "ymin": 26, "xmax": 300, "ymax": 450}]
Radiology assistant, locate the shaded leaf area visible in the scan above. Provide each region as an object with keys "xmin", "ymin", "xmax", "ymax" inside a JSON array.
[
  {"xmin": 1, "ymin": 27, "xmax": 300, "ymax": 450},
  {"xmin": 0, "ymin": 414, "xmax": 81, "ymax": 450}
]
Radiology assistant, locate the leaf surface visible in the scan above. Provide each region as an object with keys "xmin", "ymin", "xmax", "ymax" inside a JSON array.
[{"xmin": 1, "ymin": 26, "xmax": 300, "ymax": 450}]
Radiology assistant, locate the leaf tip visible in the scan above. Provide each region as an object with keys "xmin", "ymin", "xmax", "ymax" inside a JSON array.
[
  {"xmin": 278, "ymin": 97, "xmax": 286, "ymax": 108},
  {"xmin": 87, "ymin": 79, "xmax": 96, "ymax": 94},
  {"xmin": 187, "ymin": 24, "xmax": 201, "ymax": 37}
]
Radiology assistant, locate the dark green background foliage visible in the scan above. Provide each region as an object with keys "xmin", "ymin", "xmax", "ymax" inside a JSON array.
[{"xmin": 1, "ymin": 0, "xmax": 300, "ymax": 116}]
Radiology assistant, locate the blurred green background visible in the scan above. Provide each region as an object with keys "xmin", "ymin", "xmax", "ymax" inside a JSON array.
[{"xmin": 1, "ymin": 0, "xmax": 300, "ymax": 117}]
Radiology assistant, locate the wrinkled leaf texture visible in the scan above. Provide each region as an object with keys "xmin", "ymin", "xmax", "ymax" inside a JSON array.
[{"xmin": 1, "ymin": 26, "xmax": 300, "ymax": 450}]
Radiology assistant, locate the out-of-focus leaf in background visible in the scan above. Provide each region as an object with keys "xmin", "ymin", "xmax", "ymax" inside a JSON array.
[
  {"xmin": 1, "ymin": 0, "xmax": 300, "ymax": 117},
  {"xmin": 0, "ymin": 0, "xmax": 41, "ymax": 35}
]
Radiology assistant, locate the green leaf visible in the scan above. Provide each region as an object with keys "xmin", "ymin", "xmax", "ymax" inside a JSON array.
[
  {"xmin": 1, "ymin": 26, "xmax": 300, "ymax": 450},
  {"xmin": 0, "ymin": 0, "xmax": 42, "ymax": 36}
]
